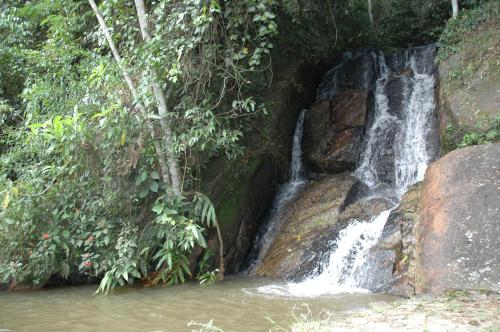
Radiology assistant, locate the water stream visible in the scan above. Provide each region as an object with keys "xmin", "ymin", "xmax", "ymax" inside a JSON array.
[{"xmin": 246, "ymin": 110, "xmax": 307, "ymax": 273}]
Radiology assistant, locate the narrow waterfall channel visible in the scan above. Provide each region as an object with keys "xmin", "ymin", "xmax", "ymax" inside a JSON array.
[
  {"xmin": 254, "ymin": 45, "xmax": 438, "ymax": 296},
  {"xmin": 247, "ymin": 110, "xmax": 307, "ymax": 273}
]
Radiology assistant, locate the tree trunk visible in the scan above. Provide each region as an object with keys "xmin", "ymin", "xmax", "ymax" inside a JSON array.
[
  {"xmin": 215, "ymin": 219, "xmax": 225, "ymax": 279},
  {"xmin": 134, "ymin": 0, "xmax": 182, "ymax": 196},
  {"xmin": 88, "ymin": 0, "xmax": 172, "ymax": 189},
  {"xmin": 452, "ymin": 0, "xmax": 459, "ymax": 18},
  {"xmin": 368, "ymin": 0, "xmax": 374, "ymax": 24}
]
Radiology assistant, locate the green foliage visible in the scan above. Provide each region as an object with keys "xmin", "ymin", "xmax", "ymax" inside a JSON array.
[
  {"xmin": 276, "ymin": 0, "xmax": 452, "ymax": 57},
  {"xmin": 442, "ymin": 116, "xmax": 500, "ymax": 152},
  {"xmin": 459, "ymin": 117, "xmax": 500, "ymax": 147},
  {"xmin": 0, "ymin": 0, "xmax": 276, "ymax": 291},
  {"xmin": 441, "ymin": 124, "xmax": 462, "ymax": 153}
]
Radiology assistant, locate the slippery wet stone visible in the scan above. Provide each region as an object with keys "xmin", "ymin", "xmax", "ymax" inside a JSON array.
[{"xmin": 253, "ymin": 173, "xmax": 357, "ymax": 279}]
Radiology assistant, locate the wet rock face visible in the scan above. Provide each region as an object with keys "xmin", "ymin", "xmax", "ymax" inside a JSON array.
[
  {"xmin": 371, "ymin": 183, "xmax": 422, "ymax": 297},
  {"xmin": 416, "ymin": 144, "xmax": 500, "ymax": 294},
  {"xmin": 253, "ymin": 173, "xmax": 357, "ymax": 279},
  {"xmin": 385, "ymin": 45, "xmax": 437, "ymax": 76},
  {"xmin": 338, "ymin": 197, "xmax": 391, "ymax": 226},
  {"xmin": 305, "ymin": 51, "xmax": 380, "ymax": 174},
  {"xmin": 303, "ymin": 90, "xmax": 373, "ymax": 173},
  {"xmin": 384, "ymin": 76, "xmax": 413, "ymax": 119},
  {"xmin": 252, "ymin": 175, "xmax": 400, "ymax": 280},
  {"xmin": 221, "ymin": 157, "xmax": 280, "ymax": 273},
  {"xmin": 317, "ymin": 52, "xmax": 377, "ymax": 100},
  {"xmin": 304, "ymin": 45, "xmax": 438, "ymax": 177}
]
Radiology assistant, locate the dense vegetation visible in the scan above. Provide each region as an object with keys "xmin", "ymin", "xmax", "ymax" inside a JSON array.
[{"xmin": 0, "ymin": 0, "xmax": 477, "ymax": 291}]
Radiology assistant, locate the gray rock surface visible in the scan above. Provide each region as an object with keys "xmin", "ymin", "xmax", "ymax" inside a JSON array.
[{"xmin": 416, "ymin": 143, "xmax": 500, "ymax": 294}]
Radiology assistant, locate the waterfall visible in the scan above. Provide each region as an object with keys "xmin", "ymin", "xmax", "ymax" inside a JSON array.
[
  {"xmin": 394, "ymin": 72, "xmax": 436, "ymax": 194},
  {"xmin": 302, "ymin": 46, "xmax": 436, "ymax": 292},
  {"xmin": 289, "ymin": 110, "xmax": 307, "ymax": 182},
  {"xmin": 354, "ymin": 47, "xmax": 438, "ymax": 198},
  {"xmin": 256, "ymin": 45, "xmax": 437, "ymax": 296},
  {"xmin": 247, "ymin": 110, "xmax": 307, "ymax": 272},
  {"xmin": 354, "ymin": 55, "xmax": 398, "ymax": 192}
]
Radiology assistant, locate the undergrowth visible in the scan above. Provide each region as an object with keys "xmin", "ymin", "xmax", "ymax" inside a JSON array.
[{"xmin": 442, "ymin": 116, "xmax": 500, "ymax": 152}]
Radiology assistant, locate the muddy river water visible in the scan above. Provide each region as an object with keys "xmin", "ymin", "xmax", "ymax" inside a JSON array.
[{"xmin": 0, "ymin": 275, "xmax": 395, "ymax": 331}]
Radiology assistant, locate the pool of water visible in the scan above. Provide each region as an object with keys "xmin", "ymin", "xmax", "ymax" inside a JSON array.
[{"xmin": 0, "ymin": 275, "xmax": 395, "ymax": 331}]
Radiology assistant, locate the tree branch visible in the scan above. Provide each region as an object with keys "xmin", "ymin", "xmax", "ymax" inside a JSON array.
[
  {"xmin": 134, "ymin": 0, "xmax": 182, "ymax": 196},
  {"xmin": 88, "ymin": 0, "xmax": 172, "ymax": 189}
]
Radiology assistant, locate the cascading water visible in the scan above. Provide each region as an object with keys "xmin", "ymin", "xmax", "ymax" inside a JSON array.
[
  {"xmin": 356, "ymin": 47, "xmax": 437, "ymax": 197},
  {"xmin": 255, "ymin": 45, "xmax": 438, "ymax": 296},
  {"xmin": 247, "ymin": 110, "xmax": 307, "ymax": 272}
]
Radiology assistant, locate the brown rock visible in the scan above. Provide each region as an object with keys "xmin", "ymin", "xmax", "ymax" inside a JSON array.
[
  {"xmin": 415, "ymin": 143, "xmax": 500, "ymax": 294},
  {"xmin": 400, "ymin": 67, "xmax": 414, "ymax": 78},
  {"xmin": 253, "ymin": 173, "xmax": 357, "ymax": 278},
  {"xmin": 332, "ymin": 90, "xmax": 371, "ymax": 131},
  {"xmin": 303, "ymin": 90, "xmax": 373, "ymax": 173}
]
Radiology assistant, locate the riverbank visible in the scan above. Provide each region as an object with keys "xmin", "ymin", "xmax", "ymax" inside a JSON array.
[{"xmin": 287, "ymin": 290, "xmax": 500, "ymax": 332}]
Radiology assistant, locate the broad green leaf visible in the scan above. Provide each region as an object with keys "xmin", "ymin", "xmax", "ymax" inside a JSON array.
[
  {"xmin": 150, "ymin": 181, "xmax": 159, "ymax": 193},
  {"xmin": 62, "ymin": 229, "xmax": 70, "ymax": 238},
  {"xmin": 152, "ymin": 204, "xmax": 163, "ymax": 214}
]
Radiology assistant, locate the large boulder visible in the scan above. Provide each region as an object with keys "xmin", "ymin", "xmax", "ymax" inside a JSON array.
[
  {"xmin": 303, "ymin": 90, "xmax": 372, "ymax": 173},
  {"xmin": 415, "ymin": 143, "xmax": 500, "ymax": 294},
  {"xmin": 253, "ymin": 173, "xmax": 357, "ymax": 278}
]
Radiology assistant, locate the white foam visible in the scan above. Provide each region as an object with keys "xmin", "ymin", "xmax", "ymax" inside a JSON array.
[{"xmin": 254, "ymin": 210, "xmax": 391, "ymax": 297}]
